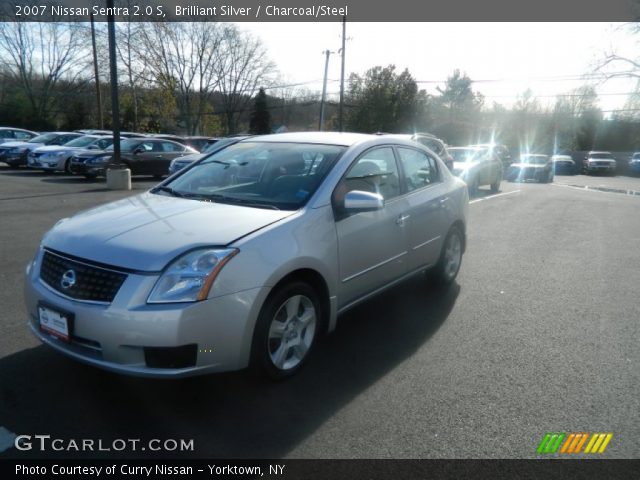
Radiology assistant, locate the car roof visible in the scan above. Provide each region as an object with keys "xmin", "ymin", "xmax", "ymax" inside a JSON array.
[{"xmin": 248, "ymin": 132, "xmax": 375, "ymax": 146}]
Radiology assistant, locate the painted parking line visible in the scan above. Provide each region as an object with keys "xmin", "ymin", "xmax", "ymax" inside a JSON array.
[
  {"xmin": 469, "ymin": 189, "xmax": 521, "ymax": 204},
  {"xmin": 0, "ymin": 426, "xmax": 16, "ymax": 453},
  {"xmin": 552, "ymin": 182, "xmax": 640, "ymax": 197}
]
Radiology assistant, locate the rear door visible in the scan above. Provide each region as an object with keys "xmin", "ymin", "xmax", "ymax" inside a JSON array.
[
  {"xmin": 334, "ymin": 146, "xmax": 410, "ymax": 307},
  {"xmin": 396, "ymin": 147, "xmax": 448, "ymax": 268}
]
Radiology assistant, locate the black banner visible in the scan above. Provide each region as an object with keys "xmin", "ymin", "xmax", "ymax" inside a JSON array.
[
  {"xmin": 3, "ymin": 459, "xmax": 640, "ymax": 479},
  {"xmin": 1, "ymin": 0, "xmax": 638, "ymax": 22}
]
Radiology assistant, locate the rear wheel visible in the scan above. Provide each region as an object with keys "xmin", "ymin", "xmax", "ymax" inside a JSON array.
[
  {"xmin": 251, "ymin": 281, "xmax": 320, "ymax": 380},
  {"xmin": 490, "ymin": 175, "xmax": 501, "ymax": 192},
  {"xmin": 431, "ymin": 226, "xmax": 464, "ymax": 286}
]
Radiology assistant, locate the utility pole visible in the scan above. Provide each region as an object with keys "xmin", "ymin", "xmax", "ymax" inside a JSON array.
[
  {"xmin": 106, "ymin": 0, "xmax": 120, "ymax": 165},
  {"xmin": 319, "ymin": 50, "xmax": 332, "ymax": 131},
  {"xmin": 339, "ymin": 16, "xmax": 346, "ymax": 132},
  {"xmin": 90, "ymin": 13, "xmax": 103, "ymax": 129}
]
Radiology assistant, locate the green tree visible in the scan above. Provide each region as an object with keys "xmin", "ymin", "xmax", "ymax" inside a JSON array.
[
  {"xmin": 345, "ymin": 65, "xmax": 425, "ymax": 133},
  {"xmin": 249, "ymin": 88, "xmax": 271, "ymax": 134},
  {"xmin": 432, "ymin": 69, "xmax": 484, "ymax": 144}
]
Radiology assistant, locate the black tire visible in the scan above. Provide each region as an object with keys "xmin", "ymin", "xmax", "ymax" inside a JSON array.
[
  {"xmin": 84, "ymin": 174, "xmax": 97, "ymax": 180},
  {"xmin": 430, "ymin": 226, "xmax": 464, "ymax": 286},
  {"xmin": 250, "ymin": 281, "xmax": 321, "ymax": 380},
  {"xmin": 490, "ymin": 175, "xmax": 500, "ymax": 192}
]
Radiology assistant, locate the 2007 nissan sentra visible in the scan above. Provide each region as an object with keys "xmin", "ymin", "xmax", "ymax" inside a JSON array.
[{"xmin": 24, "ymin": 132, "xmax": 468, "ymax": 379}]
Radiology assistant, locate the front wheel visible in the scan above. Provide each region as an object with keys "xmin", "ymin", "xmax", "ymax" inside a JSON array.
[
  {"xmin": 431, "ymin": 226, "xmax": 464, "ymax": 286},
  {"xmin": 251, "ymin": 281, "xmax": 321, "ymax": 380},
  {"xmin": 490, "ymin": 175, "xmax": 501, "ymax": 192}
]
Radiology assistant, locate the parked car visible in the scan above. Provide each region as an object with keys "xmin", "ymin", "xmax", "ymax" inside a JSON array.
[
  {"xmin": 381, "ymin": 133, "xmax": 454, "ymax": 171},
  {"xmin": 470, "ymin": 143, "xmax": 512, "ymax": 172},
  {"xmin": 27, "ymin": 135, "xmax": 113, "ymax": 173},
  {"xmin": 168, "ymin": 135, "xmax": 251, "ymax": 176},
  {"xmin": 0, "ymin": 127, "xmax": 38, "ymax": 145},
  {"xmin": 449, "ymin": 146, "xmax": 503, "ymax": 193},
  {"xmin": 149, "ymin": 134, "xmax": 186, "ymax": 144},
  {"xmin": 629, "ymin": 152, "xmax": 640, "ymax": 176},
  {"xmin": 583, "ymin": 151, "xmax": 616, "ymax": 175},
  {"xmin": 0, "ymin": 132, "xmax": 82, "ymax": 168},
  {"xmin": 183, "ymin": 136, "xmax": 219, "ymax": 152},
  {"xmin": 25, "ymin": 132, "xmax": 468, "ymax": 379},
  {"xmin": 507, "ymin": 154, "xmax": 554, "ymax": 183},
  {"xmin": 551, "ymin": 154, "xmax": 575, "ymax": 174},
  {"xmin": 70, "ymin": 138, "xmax": 197, "ymax": 178}
]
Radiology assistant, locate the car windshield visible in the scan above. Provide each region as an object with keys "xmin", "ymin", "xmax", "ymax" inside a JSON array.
[
  {"xmin": 160, "ymin": 141, "xmax": 345, "ymax": 210},
  {"xmin": 519, "ymin": 155, "xmax": 548, "ymax": 164},
  {"xmin": 63, "ymin": 136, "xmax": 99, "ymax": 148},
  {"xmin": 106, "ymin": 139, "xmax": 141, "ymax": 152},
  {"xmin": 28, "ymin": 133, "xmax": 58, "ymax": 143},
  {"xmin": 450, "ymin": 148, "xmax": 485, "ymax": 162},
  {"xmin": 590, "ymin": 153, "xmax": 613, "ymax": 159},
  {"xmin": 202, "ymin": 137, "xmax": 240, "ymax": 154}
]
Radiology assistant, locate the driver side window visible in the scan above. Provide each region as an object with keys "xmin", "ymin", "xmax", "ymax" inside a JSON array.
[{"xmin": 342, "ymin": 147, "xmax": 400, "ymax": 201}]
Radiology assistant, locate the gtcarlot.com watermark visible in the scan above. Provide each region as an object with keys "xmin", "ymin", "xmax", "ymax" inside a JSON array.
[{"xmin": 14, "ymin": 435, "xmax": 194, "ymax": 452}]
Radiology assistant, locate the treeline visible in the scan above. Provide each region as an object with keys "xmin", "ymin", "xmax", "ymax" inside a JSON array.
[{"xmin": 1, "ymin": 20, "xmax": 640, "ymax": 153}]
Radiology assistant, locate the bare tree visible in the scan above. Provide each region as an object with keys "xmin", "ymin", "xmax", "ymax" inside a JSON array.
[
  {"xmin": 0, "ymin": 22, "xmax": 90, "ymax": 126},
  {"xmin": 137, "ymin": 22, "xmax": 225, "ymax": 135},
  {"xmin": 215, "ymin": 25, "xmax": 276, "ymax": 134}
]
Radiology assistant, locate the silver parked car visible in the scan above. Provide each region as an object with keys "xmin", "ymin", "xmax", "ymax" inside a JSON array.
[{"xmin": 24, "ymin": 132, "xmax": 468, "ymax": 379}]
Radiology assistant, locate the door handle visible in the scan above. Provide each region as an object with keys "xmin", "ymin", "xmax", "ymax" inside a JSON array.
[{"xmin": 396, "ymin": 214, "xmax": 410, "ymax": 226}]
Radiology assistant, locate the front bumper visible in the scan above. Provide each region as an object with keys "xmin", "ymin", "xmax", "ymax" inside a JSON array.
[
  {"xmin": 28, "ymin": 156, "xmax": 63, "ymax": 170},
  {"xmin": 69, "ymin": 161, "xmax": 107, "ymax": 177},
  {"xmin": 24, "ymin": 251, "xmax": 269, "ymax": 378},
  {"xmin": 585, "ymin": 163, "xmax": 615, "ymax": 173},
  {"xmin": 4, "ymin": 152, "xmax": 28, "ymax": 166},
  {"xmin": 507, "ymin": 167, "xmax": 548, "ymax": 182}
]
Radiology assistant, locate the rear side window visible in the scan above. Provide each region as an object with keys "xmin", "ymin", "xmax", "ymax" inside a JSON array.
[{"xmin": 397, "ymin": 147, "xmax": 440, "ymax": 192}]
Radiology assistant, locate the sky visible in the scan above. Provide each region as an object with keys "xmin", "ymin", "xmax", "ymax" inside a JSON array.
[{"xmin": 241, "ymin": 22, "xmax": 639, "ymax": 115}]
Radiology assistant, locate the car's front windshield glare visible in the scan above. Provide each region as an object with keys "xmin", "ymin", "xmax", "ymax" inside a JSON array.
[
  {"xmin": 29, "ymin": 133, "xmax": 58, "ymax": 143},
  {"xmin": 451, "ymin": 149, "xmax": 482, "ymax": 162},
  {"xmin": 64, "ymin": 136, "xmax": 99, "ymax": 148},
  {"xmin": 106, "ymin": 139, "xmax": 140, "ymax": 152},
  {"xmin": 163, "ymin": 142, "xmax": 345, "ymax": 210},
  {"xmin": 520, "ymin": 156, "xmax": 548, "ymax": 164},
  {"xmin": 590, "ymin": 153, "xmax": 613, "ymax": 159}
]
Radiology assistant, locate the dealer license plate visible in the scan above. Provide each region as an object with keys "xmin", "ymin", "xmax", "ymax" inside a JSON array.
[{"xmin": 38, "ymin": 305, "xmax": 71, "ymax": 342}]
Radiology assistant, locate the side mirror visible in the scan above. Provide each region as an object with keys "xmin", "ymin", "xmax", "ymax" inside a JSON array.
[
  {"xmin": 134, "ymin": 146, "xmax": 145, "ymax": 154},
  {"xmin": 87, "ymin": 145, "xmax": 98, "ymax": 150},
  {"xmin": 344, "ymin": 190, "xmax": 384, "ymax": 212}
]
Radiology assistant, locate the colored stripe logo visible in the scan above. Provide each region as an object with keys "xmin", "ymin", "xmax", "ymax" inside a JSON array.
[{"xmin": 537, "ymin": 433, "xmax": 613, "ymax": 454}]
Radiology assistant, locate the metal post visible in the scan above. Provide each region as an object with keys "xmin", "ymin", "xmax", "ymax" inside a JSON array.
[
  {"xmin": 107, "ymin": 0, "xmax": 121, "ymax": 165},
  {"xmin": 339, "ymin": 16, "xmax": 346, "ymax": 132},
  {"xmin": 319, "ymin": 50, "xmax": 331, "ymax": 131},
  {"xmin": 90, "ymin": 13, "xmax": 103, "ymax": 129}
]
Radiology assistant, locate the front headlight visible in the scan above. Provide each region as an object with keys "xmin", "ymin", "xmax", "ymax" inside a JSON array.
[
  {"xmin": 86, "ymin": 155, "xmax": 111, "ymax": 165},
  {"xmin": 56, "ymin": 151, "xmax": 68, "ymax": 156},
  {"xmin": 147, "ymin": 248, "xmax": 239, "ymax": 303}
]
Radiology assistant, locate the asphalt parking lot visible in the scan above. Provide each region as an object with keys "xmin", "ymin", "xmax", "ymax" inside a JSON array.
[{"xmin": 0, "ymin": 166, "xmax": 638, "ymax": 459}]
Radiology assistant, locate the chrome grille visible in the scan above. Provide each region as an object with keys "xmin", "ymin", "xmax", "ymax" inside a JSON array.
[{"xmin": 40, "ymin": 250, "xmax": 127, "ymax": 303}]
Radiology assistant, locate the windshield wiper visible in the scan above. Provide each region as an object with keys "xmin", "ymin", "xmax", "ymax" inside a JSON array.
[
  {"xmin": 150, "ymin": 186, "xmax": 198, "ymax": 198},
  {"xmin": 203, "ymin": 193, "xmax": 280, "ymax": 210}
]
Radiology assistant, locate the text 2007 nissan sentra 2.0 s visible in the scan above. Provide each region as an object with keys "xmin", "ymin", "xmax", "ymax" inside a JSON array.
[{"xmin": 25, "ymin": 132, "xmax": 468, "ymax": 379}]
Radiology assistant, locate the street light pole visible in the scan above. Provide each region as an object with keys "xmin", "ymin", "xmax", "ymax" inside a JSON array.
[
  {"xmin": 339, "ymin": 16, "xmax": 346, "ymax": 132},
  {"xmin": 106, "ymin": 0, "xmax": 120, "ymax": 165},
  {"xmin": 90, "ymin": 13, "xmax": 103, "ymax": 130},
  {"xmin": 319, "ymin": 50, "xmax": 332, "ymax": 131}
]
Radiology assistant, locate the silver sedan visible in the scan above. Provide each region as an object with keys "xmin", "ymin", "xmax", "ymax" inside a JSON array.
[{"xmin": 24, "ymin": 132, "xmax": 468, "ymax": 379}]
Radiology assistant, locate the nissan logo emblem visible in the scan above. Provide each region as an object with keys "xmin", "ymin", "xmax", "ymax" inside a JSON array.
[{"xmin": 60, "ymin": 270, "xmax": 76, "ymax": 290}]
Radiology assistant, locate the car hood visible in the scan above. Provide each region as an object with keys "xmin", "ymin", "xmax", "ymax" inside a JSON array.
[
  {"xmin": 0, "ymin": 141, "xmax": 40, "ymax": 150},
  {"xmin": 33, "ymin": 145, "xmax": 79, "ymax": 154},
  {"xmin": 43, "ymin": 192, "xmax": 296, "ymax": 271},
  {"xmin": 510, "ymin": 163, "xmax": 547, "ymax": 169},
  {"xmin": 73, "ymin": 148, "xmax": 109, "ymax": 158},
  {"xmin": 588, "ymin": 158, "xmax": 616, "ymax": 163},
  {"xmin": 174, "ymin": 153, "xmax": 204, "ymax": 163},
  {"xmin": 453, "ymin": 161, "xmax": 479, "ymax": 171}
]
